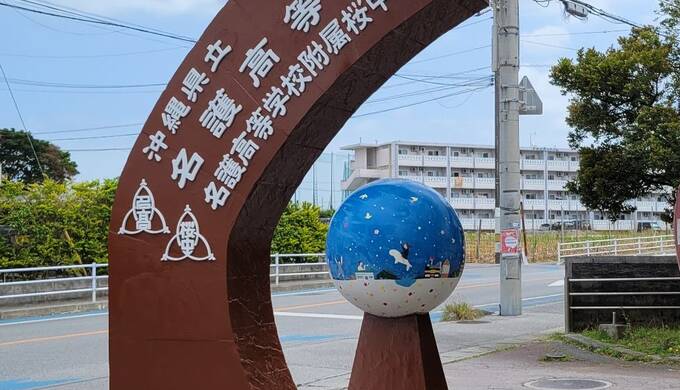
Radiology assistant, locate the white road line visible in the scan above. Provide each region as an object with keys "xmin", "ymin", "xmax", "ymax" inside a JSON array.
[
  {"xmin": 272, "ymin": 288, "xmax": 337, "ymax": 297},
  {"xmin": 274, "ymin": 312, "xmax": 363, "ymax": 320},
  {"xmin": 548, "ymin": 279, "xmax": 564, "ymax": 287},
  {"xmin": 0, "ymin": 312, "xmax": 108, "ymax": 327}
]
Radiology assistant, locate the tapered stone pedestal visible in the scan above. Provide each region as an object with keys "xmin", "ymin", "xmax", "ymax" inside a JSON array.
[{"xmin": 348, "ymin": 313, "xmax": 448, "ymax": 390}]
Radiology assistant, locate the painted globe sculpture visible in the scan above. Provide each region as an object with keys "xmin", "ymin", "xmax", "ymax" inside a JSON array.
[{"xmin": 326, "ymin": 179, "xmax": 465, "ymax": 318}]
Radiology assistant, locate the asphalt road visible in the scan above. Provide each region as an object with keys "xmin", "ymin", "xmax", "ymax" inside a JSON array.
[{"xmin": 0, "ymin": 264, "xmax": 565, "ymax": 390}]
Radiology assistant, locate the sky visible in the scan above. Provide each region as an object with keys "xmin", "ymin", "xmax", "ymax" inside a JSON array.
[{"xmin": 0, "ymin": 0, "xmax": 660, "ymax": 194}]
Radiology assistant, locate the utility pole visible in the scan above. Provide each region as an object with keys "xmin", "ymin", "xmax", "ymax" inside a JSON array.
[{"xmin": 493, "ymin": 0, "xmax": 522, "ymax": 316}]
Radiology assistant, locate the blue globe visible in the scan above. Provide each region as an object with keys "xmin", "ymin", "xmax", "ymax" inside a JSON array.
[{"xmin": 326, "ymin": 179, "xmax": 465, "ymax": 317}]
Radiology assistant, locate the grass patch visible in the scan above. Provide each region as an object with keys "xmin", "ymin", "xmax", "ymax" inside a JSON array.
[
  {"xmin": 583, "ymin": 327, "xmax": 680, "ymax": 357},
  {"xmin": 442, "ymin": 302, "xmax": 487, "ymax": 321}
]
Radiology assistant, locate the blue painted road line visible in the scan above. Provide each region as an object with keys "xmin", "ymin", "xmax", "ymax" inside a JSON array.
[
  {"xmin": 0, "ymin": 310, "xmax": 108, "ymax": 327},
  {"xmin": 0, "ymin": 378, "xmax": 77, "ymax": 390},
  {"xmin": 272, "ymin": 288, "xmax": 337, "ymax": 297}
]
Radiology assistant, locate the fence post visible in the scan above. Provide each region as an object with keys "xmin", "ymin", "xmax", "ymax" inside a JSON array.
[
  {"xmin": 274, "ymin": 254, "xmax": 280, "ymax": 286},
  {"xmin": 91, "ymin": 262, "xmax": 97, "ymax": 303},
  {"xmin": 613, "ymin": 239, "xmax": 617, "ymax": 255},
  {"xmin": 557, "ymin": 244, "xmax": 561, "ymax": 264},
  {"xmin": 586, "ymin": 241, "xmax": 591, "ymax": 256},
  {"xmin": 637, "ymin": 237, "xmax": 642, "ymax": 255}
]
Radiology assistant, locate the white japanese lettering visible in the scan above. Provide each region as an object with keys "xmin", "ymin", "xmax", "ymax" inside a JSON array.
[
  {"xmin": 319, "ymin": 19, "xmax": 351, "ymax": 55},
  {"xmin": 262, "ymin": 86, "xmax": 290, "ymax": 118},
  {"xmin": 280, "ymin": 63, "xmax": 312, "ymax": 97},
  {"xmin": 246, "ymin": 107, "xmax": 274, "ymax": 140},
  {"xmin": 341, "ymin": 1, "xmax": 373, "ymax": 35},
  {"xmin": 171, "ymin": 148, "xmax": 205, "ymax": 189},
  {"xmin": 214, "ymin": 154, "xmax": 246, "ymax": 189},
  {"xmin": 205, "ymin": 40, "xmax": 233, "ymax": 73},
  {"xmin": 230, "ymin": 131, "xmax": 260, "ymax": 167},
  {"xmin": 239, "ymin": 38, "xmax": 280, "ymax": 88},
  {"xmin": 297, "ymin": 41, "xmax": 330, "ymax": 77},
  {"xmin": 142, "ymin": 131, "xmax": 168, "ymax": 162},
  {"xmin": 199, "ymin": 88, "xmax": 243, "ymax": 138},
  {"xmin": 284, "ymin": 0, "xmax": 322, "ymax": 33},
  {"xmin": 181, "ymin": 68, "xmax": 210, "ymax": 103},
  {"xmin": 162, "ymin": 97, "xmax": 191, "ymax": 134},
  {"xmin": 204, "ymin": 181, "xmax": 230, "ymax": 210}
]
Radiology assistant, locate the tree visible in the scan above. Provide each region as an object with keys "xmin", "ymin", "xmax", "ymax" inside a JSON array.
[
  {"xmin": 0, "ymin": 179, "xmax": 117, "ymax": 268},
  {"xmin": 550, "ymin": 14, "xmax": 680, "ymax": 221},
  {"xmin": 0, "ymin": 128, "xmax": 78, "ymax": 183},
  {"xmin": 271, "ymin": 202, "xmax": 329, "ymax": 256}
]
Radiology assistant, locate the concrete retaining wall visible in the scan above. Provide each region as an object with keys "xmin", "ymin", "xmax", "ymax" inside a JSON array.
[
  {"xmin": 0, "ymin": 277, "xmax": 109, "ymax": 307},
  {"xmin": 565, "ymin": 256, "xmax": 680, "ymax": 332},
  {"xmin": 1, "ymin": 263, "xmax": 329, "ymax": 307}
]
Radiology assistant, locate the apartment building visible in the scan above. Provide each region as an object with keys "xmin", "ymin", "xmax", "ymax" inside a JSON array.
[{"xmin": 341, "ymin": 141, "xmax": 669, "ymax": 231}]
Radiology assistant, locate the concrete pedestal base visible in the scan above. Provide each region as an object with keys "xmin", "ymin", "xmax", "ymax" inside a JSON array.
[{"xmin": 348, "ymin": 313, "xmax": 447, "ymax": 390}]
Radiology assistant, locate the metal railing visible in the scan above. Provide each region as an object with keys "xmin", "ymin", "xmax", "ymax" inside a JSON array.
[
  {"xmin": 0, "ymin": 263, "xmax": 108, "ymax": 303},
  {"xmin": 558, "ymin": 235, "xmax": 674, "ymax": 264},
  {"xmin": 0, "ymin": 254, "xmax": 330, "ymax": 304}
]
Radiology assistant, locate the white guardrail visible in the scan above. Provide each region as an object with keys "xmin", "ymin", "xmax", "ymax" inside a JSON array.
[
  {"xmin": 0, "ymin": 254, "xmax": 329, "ymax": 304},
  {"xmin": 557, "ymin": 235, "xmax": 675, "ymax": 264}
]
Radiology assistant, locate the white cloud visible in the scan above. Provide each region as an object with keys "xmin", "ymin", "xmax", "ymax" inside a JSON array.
[{"xmin": 51, "ymin": 0, "xmax": 226, "ymax": 16}]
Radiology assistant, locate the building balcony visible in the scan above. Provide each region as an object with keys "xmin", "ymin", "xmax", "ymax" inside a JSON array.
[
  {"xmin": 521, "ymin": 159, "xmax": 545, "ymax": 171},
  {"xmin": 397, "ymin": 154, "xmax": 424, "ymax": 166},
  {"xmin": 522, "ymin": 179, "xmax": 544, "ymax": 191},
  {"xmin": 341, "ymin": 168, "xmax": 388, "ymax": 191},
  {"xmin": 450, "ymin": 197, "xmax": 475, "ymax": 210},
  {"xmin": 474, "ymin": 177, "xmax": 495, "ymax": 189},
  {"xmin": 423, "ymin": 176, "xmax": 448, "ymax": 188},
  {"xmin": 451, "ymin": 156, "xmax": 474, "ymax": 168},
  {"xmin": 547, "ymin": 159, "xmax": 578, "ymax": 172},
  {"xmin": 450, "ymin": 197, "xmax": 495, "ymax": 210},
  {"xmin": 631, "ymin": 201, "xmax": 669, "ymax": 212},
  {"xmin": 547, "ymin": 180, "xmax": 569, "ymax": 191},
  {"xmin": 423, "ymin": 155, "xmax": 448, "ymax": 167},
  {"xmin": 475, "ymin": 157, "xmax": 495, "ymax": 169},
  {"xmin": 523, "ymin": 199, "xmax": 545, "ymax": 210},
  {"xmin": 547, "ymin": 199, "xmax": 586, "ymax": 211}
]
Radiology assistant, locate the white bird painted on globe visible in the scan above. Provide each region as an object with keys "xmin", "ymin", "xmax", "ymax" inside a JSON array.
[{"xmin": 389, "ymin": 247, "xmax": 412, "ymax": 271}]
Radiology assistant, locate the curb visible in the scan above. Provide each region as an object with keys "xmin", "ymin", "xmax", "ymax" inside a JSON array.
[
  {"xmin": 563, "ymin": 333, "xmax": 680, "ymax": 364},
  {"xmin": 0, "ymin": 301, "xmax": 108, "ymax": 320}
]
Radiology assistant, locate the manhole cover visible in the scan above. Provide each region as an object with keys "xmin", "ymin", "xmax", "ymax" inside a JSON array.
[{"xmin": 524, "ymin": 379, "xmax": 612, "ymax": 390}]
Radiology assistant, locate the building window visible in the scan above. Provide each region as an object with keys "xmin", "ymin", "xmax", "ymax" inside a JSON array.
[
  {"xmin": 570, "ymin": 156, "xmax": 577, "ymax": 162},
  {"xmin": 399, "ymin": 170, "xmax": 407, "ymax": 176},
  {"xmin": 427, "ymin": 171, "xmax": 434, "ymax": 177},
  {"xmin": 398, "ymin": 149, "xmax": 407, "ymax": 155},
  {"xmin": 482, "ymin": 152, "xmax": 489, "ymax": 158},
  {"xmin": 453, "ymin": 151, "xmax": 459, "ymax": 157},
  {"xmin": 453, "ymin": 172, "xmax": 460, "ymax": 177}
]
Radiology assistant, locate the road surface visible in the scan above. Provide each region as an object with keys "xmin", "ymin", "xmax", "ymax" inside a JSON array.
[{"xmin": 0, "ymin": 264, "xmax": 565, "ymax": 390}]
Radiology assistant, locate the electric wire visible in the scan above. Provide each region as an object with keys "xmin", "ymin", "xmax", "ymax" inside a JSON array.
[
  {"xmin": 0, "ymin": 1, "xmax": 197, "ymax": 43},
  {"xmin": 0, "ymin": 63, "xmax": 45, "ymax": 176}
]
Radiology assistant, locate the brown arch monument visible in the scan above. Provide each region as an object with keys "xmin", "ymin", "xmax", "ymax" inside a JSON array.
[{"xmin": 108, "ymin": 1, "xmax": 488, "ymax": 389}]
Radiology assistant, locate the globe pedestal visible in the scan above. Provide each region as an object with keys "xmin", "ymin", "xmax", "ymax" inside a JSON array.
[{"xmin": 348, "ymin": 313, "xmax": 448, "ymax": 390}]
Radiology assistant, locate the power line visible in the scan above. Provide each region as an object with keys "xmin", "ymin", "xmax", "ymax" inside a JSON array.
[
  {"xmin": 0, "ymin": 63, "xmax": 45, "ymax": 176},
  {"xmin": 522, "ymin": 40, "xmax": 578, "ymax": 51},
  {"xmin": 0, "ymin": 46, "xmax": 189, "ymax": 60},
  {"xmin": 67, "ymin": 147, "xmax": 131, "ymax": 152},
  {"xmin": 0, "ymin": 1, "xmax": 197, "ymax": 43},
  {"xmin": 46, "ymin": 132, "xmax": 138, "ymax": 141},
  {"xmin": 407, "ymin": 45, "xmax": 492, "ymax": 65},
  {"xmin": 351, "ymin": 84, "xmax": 492, "ymax": 118},
  {"xmin": 7, "ymin": 78, "xmax": 166, "ymax": 89},
  {"xmin": 33, "ymin": 122, "xmax": 144, "ymax": 135}
]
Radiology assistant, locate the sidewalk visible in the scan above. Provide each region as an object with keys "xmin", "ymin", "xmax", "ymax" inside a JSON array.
[
  {"xmin": 295, "ymin": 303, "xmax": 565, "ymax": 389},
  {"xmin": 296, "ymin": 303, "xmax": 680, "ymax": 389}
]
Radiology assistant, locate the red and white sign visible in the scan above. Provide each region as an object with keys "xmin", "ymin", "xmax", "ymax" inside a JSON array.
[{"xmin": 501, "ymin": 229, "xmax": 520, "ymax": 255}]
